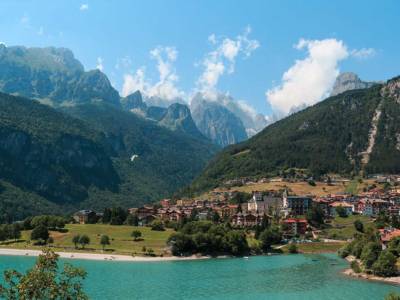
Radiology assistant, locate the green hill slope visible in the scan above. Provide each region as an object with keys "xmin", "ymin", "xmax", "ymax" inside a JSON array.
[
  {"xmin": 0, "ymin": 93, "xmax": 218, "ymax": 219},
  {"xmin": 62, "ymin": 103, "xmax": 218, "ymax": 209}
]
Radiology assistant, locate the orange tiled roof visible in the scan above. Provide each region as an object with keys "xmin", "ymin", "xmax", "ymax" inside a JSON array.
[{"xmin": 380, "ymin": 229, "xmax": 400, "ymax": 242}]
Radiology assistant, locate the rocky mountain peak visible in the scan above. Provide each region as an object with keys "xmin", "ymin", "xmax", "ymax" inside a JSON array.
[
  {"xmin": 159, "ymin": 103, "xmax": 205, "ymax": 139},
  {"xmin": 330, "ymin": 72, "xmax": 376, "ymax": 96},
  {"xmin": 191, "ymin": 93, "xmax": 248, "ymax": 147},
  {"xmin": 121, "ymin": 90, "xmax": 147, "ymax": 112}
]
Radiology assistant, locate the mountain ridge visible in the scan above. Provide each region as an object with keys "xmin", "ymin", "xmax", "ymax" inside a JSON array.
[{"xmin": 186, "ymin": 76, "xmax": 400, "ymax": 194}]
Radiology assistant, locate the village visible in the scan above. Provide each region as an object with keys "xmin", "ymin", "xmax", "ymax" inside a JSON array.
[{"xmin": 74, "ymin": 174, "xmax": 400, "ymax": 244}]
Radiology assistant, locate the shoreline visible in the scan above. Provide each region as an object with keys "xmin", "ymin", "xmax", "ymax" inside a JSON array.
[
  {"xmin": 342, "ymin": 268, "xmax": 400, "ymax": 285},
  {"xmin": 0, "ymin": 248, "xmax": 209, "ymax": 262},
  {"xmin": 342, "ymin": 256, "xmax": 400, "ymax": 285}
]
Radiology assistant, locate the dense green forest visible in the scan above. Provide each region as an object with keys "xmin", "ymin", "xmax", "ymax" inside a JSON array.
[
  {"xmin": 186, "ymin": 77, "xmax": 400, "ymax": 195},
  {"xmin": 0, "ymin": 93, "xmax": 217, "ymax": 220}
]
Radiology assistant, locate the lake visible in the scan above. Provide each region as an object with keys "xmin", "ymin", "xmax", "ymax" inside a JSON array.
[{"xmin": 0, "ymin": 253, "xmax": 399, "ymax": 299}]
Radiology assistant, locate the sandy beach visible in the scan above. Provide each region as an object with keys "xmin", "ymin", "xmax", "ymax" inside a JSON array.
[{"xmin": 0, "ymin": 248, "xmax": 209, "ymax": 262}]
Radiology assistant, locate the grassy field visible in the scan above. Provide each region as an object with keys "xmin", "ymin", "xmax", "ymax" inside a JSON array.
[
  {"xmin": 0, "ymin": 224, "xmax": 174, "ymax": 256},
  {"xmin": 228, "ymin": 181, "xmax": 349, "ymax": 197},
  {"xmin": 320, "ymin": 215, "xmax": 375, "ymax": 240},
  {"xmin": 281, "ymin": 242, "xmax": 345, "ymax": 254}
]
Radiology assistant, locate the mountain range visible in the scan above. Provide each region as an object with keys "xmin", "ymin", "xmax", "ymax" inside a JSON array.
[
  {"xmin": 187, "ymin": 76, "xmax": 400, "ymax": 194},
  {"xmin": 1, "ymin": 43, "xmax": 398, "ymax": 219}
]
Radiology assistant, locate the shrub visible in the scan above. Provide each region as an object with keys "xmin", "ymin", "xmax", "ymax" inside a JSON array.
[
  {"xmin": 354, "ymin": 220, "xmax": 364, "ymax": 233},
  {"xmin": 259, "ymin": 227, "xmax": 282, "ymax": 251},
  {"xmin": 360, "ymin": 242, "xmax": 381, "ymax": 269},
  {"xmin": 351, "ymin": 260, "xmax": 361, "ymax": 273},
  {"xmin": 372, "ymin": 250, "xmax": 397, "ymax": 277},
  {"xmin": 151, "ymin": 220, "xmax": 165, "ymax": 231},
  {"xmin": 131, "ymin": 230, "xmax": 142, "ymax": 241},
  {"xmin": 288, "ymin": 244, "xmax": 298, "ymax": 254},
  {"xmin": 79, "ymin": 235, "xmax": 90, "ymax": 249},
  {"xmin": 336, "ymin": 206, "xmax": 348, "ymax": 218},
  {"xmin": 338, "ymin": 245, "xmax": 350, "ymax": 258},
  {"xmin": 385, "ymin": 292, "xmax": 400, "ymax": 300},
  {"xmin": 31, "ymin": 225, "xmax": 49, "ymax": 241}
]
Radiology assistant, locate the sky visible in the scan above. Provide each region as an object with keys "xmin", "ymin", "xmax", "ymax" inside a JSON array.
[{"xmin": 0, "ymin": 0, "xmax": 399, "ymax": 117}]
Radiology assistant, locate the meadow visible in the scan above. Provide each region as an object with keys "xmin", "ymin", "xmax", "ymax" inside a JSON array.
[{"xmin": 0, "ymin": 224, "xmax": 173, "ymax": 256}]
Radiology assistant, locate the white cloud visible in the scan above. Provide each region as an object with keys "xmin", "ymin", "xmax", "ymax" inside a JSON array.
[
  {"xmin": 197, "ymin": 27, "xmax": 260, "ymax": 96},
  {"xmin": 351, "ymin": 48, "xmax": 376, "ymax": 59},
  {"xmin": 122, "ymin": 68, "xmax": 147, "ymax": 97},
  {"xmin": 122, "ymin": 46, "xmax": 184, "ymax": 105},
  {"xmin": 96, "ymin": 57, "xmax": 104, "ymax": 71},
  {"xmin": 266, "ymin": 38, "xmax": 349, "ymax": 116},
  {"xmin": 80, "ymin": 4, "xmax": 89, "ymax": 11}
]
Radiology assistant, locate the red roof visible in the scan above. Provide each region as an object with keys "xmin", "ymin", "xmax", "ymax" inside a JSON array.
[{"xmin": 283, "ymin": 218, "xmax": 307, "ymax": 224}]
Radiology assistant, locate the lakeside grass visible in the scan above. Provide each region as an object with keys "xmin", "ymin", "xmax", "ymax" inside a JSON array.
[
  {"xmin": 320, "ymin": 215, "xmax": 374, "ymax": 240},
  {"xmin": 281, "ymin": 242, "xmax": 345, "ymax": 254},
  {"xmin": 0, "ymin": 224, "xmax": 173, "ymax": 256}
]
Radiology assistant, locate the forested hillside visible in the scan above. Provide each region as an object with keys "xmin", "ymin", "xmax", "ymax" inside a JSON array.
[
  {"xmin": 0, "ymin": 93, "xmax": 217, "ymax": 220},
  {"xmin": 187, "ymin": 77, "xmax": 400, "ymax": 194}
]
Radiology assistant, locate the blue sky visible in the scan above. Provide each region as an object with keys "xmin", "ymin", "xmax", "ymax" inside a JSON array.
[{"xmin": 0, "ymin": 0, "xmax": 399, "ymax": 116}]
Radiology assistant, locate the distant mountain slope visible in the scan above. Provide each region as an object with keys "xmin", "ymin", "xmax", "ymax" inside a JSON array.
[
  {"xmin": 62, "ymin": 103, "xmax": 218, "ymax": 209},
  {"xmin": 191, "ymin": 93, "xmax": 248, "ymax": 147},
  {"xmin": 187, "ymin": 77, "xmax": 400, "ymax": 194},
  {"xmin": 122, "ymin": 90, "xmax": 207, "ymax": 139},
  {"xmin": 0, "ymin": 92, "xmax": 218, "ymax": 218},
  {"xmin": 0, "ymin": 45, "xmax": 120, "ymax": 107}
]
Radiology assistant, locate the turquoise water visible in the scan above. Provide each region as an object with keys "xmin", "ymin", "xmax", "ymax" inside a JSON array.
[{"xmin": 1, "ymin": 254, "xmax": 400, "ymax": 299}]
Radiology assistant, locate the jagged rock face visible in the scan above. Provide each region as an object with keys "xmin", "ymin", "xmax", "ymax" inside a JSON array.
[
  {"xmin": 121, "ymin": 90, "xmax": 147, "ymax": 112},
  {"xmin": 330, "ymin": 72, "xmax": 376, "ymax": 96},
  {"xmin": 121, "ymin": 91, "xmax": 204, "ymax": 138},
  {"xmin": 191, "ymin": 94, "xmax": 248, "ymax": 147},
  {"xmin": 0, "ymin": 45, "xmax": 120, "ymax": 107},
  {"xmin": 159, "ymin": 103, "xmax": 205, "ymax": 138},
  {"xmin": 146, "ymin": 106, "xmax": 167, "ymax": 121},
  {"xmin": 383, "ymin": 76, "xmax": 400, "ymax": 103}
]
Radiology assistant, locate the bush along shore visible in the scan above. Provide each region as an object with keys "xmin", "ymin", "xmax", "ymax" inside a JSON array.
[{"xmin": 339, "ymin": 226, "xmax": 400, "ymax": 284}]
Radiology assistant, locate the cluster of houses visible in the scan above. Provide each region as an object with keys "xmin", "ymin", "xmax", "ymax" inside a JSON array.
[{"xmin": 313, "ymin": 188, "xmax": 400, "ymax": 218}]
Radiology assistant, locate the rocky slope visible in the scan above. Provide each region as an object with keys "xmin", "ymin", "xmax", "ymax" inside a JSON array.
[
  {"xmin": 158, "ymin": 103, "xmax": 206, "ymax": 139},
  {"xmin": 0, "ymin": 45, "xmax": 120, "ymax": 107},
  {"xmin": 190, "ymin": 93, "xmax": 248, "ymax": 147}
]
